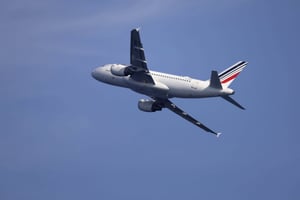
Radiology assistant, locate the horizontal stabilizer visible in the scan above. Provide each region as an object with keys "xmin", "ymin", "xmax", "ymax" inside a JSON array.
[
  {"xmin": 209, "ymin": 70, "xmax": 222, "ymax": 89},
  {"xmin": 221, "ymin": 95, "xmax": 245, "ymax": 110}
]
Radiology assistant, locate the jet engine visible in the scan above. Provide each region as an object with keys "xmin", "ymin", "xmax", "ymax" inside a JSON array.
[
  {"xmin": 110, "ymin": 64, "xmax": 132, "ymax": 76},
  {"xmin": 138, "ymin": 99, "xmax": 163, "ymax": 112}
]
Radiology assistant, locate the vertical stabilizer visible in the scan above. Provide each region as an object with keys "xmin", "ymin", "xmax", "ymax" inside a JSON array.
[{"xmin": 218, "ymin": 61, "xmax": 247, "ymax": 88}]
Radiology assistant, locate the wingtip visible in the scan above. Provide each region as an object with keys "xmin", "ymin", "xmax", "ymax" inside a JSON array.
[
  {"xmin": 216, "ymin": 132, "xmax": 222, "ymax": 138},
  {"xmin": 135, "ymin": 27, "xmax": 141, "ymax": 32},
  {"xmin": 131, "ymin": 27, "xmax": 141, "ymax": 33}
]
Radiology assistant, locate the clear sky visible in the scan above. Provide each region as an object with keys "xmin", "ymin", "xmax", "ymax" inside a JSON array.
[{"xmin": 1, "ymin": 0, "xmax": 299, "ymax": 199}]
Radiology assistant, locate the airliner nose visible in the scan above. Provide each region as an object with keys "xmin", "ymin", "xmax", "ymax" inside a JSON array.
[{"xmin": 91, "ymin": 68, "xmax": 98, "ymax": 79}]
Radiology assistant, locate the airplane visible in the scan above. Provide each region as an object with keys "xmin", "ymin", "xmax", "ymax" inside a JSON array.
[{"xmin": 91, "ymin": 28, "xmax": 247, "ymax": 137}]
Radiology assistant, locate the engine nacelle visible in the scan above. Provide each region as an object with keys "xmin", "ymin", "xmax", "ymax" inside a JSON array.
[
  {"xmin": 110, "ymin": 64, "xmax": 131, "ymax": 76},
  {"xmin": 138, "ymin": 99, "xmax": 162, "ymax": 112}
]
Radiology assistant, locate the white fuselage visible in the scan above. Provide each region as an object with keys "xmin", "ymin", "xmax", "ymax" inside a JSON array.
[{"xmin": 92, "ymin": 64, "xmax": 233, "ymax": 99}]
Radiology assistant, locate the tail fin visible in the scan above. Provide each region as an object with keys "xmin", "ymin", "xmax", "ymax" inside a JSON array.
[{"xmin": 218, "ymin": 61, "xmax": 247, "ymax": 88}]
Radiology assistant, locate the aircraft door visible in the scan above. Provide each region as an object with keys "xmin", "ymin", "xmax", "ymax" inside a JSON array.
[{"xmin": 191, "ymin": 80, "xmax": 198, "ymax": 90}]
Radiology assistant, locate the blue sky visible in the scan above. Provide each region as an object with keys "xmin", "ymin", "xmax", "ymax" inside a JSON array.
[{"xmin": 0, "ymin": 0, "xmax": 299, "ymax": 199}]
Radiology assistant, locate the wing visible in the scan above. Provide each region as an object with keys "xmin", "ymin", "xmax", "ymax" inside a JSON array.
[
  {"xmin": 130, "ymin": 28, "xmax": 148, "ymax": 71},
  {"xmin": 130, "ymin": 28, "xmax": 155, "ymax": 84},
  {"xmin": 158, "ymin": 99, "xmax": 221, "ymax": 137}
]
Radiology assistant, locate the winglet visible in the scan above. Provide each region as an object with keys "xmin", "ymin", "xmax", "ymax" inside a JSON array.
[{"xmin": 216, "ymin": 132, "xmax": 222, "ymax": 138}]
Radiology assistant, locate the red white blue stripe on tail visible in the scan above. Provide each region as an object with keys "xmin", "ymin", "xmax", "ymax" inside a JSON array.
[{"xmin": 218, "ymin": 61, "xmax": 247, "ymax": 88}]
